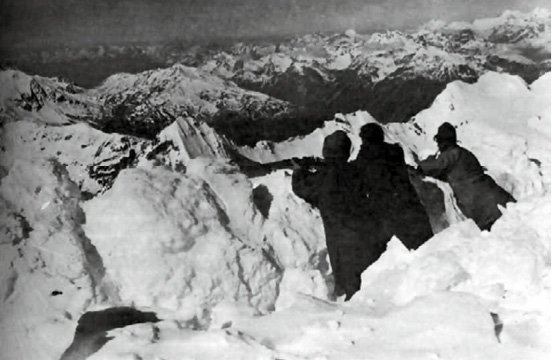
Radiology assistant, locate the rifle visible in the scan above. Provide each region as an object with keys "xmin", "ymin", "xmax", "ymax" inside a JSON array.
[{"xmin": 230, "ymin": 149, "xmax": 325, "ymax": 177}]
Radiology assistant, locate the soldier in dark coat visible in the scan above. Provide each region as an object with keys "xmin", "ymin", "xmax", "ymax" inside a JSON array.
[
  {"xmin": 352, "ymin": 123, "xmax": 433, "ymax": 250},
  {"xmin": 416, "ymin": 122, "xmax": 515, "ymax": 231},
  {"xmin": 292, "ymin": 130, "xmax": 385, "ymax": 300}
]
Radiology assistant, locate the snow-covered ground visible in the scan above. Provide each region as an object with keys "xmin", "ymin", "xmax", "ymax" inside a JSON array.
[
  {"xmin": 0, "ymin": 66, "xmax": 550, "ymax": 360},
  {"xmin": 88, "ymin": 196, "xmax": 551, "ymax": 360}
]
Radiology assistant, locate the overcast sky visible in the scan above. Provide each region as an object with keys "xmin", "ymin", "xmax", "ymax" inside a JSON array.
[{"xmin": 1, "ymin": 0, "xmax": 549, "ymax": 51}]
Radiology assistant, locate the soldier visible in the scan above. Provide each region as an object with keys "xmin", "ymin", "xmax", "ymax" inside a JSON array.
[
  {"xmin": 416, "ymin": 122, "xmax": 515, "ymax": 230},
  {"xmin": 292, "ymin": 130, "xmax": 385, "ymax": 300},
  {"xmin": 353, "ymin": 123, "xmax": 433, "ymax": 250}
]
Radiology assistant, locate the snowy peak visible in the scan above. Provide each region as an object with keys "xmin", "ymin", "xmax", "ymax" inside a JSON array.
[
  {"xmin": 0, "ymin": 69, "xmax": 99, "ymax": 125},
  {"xmin": 478, "ymin": 9, "xmax": 550, "ymax": 47},
  {"xmin": 95, "ymin": 63, "xmax": 288, "ymax": 117},
  {"xmin": 156, "ymin": 115, "xmax": 232, "ymax": 166},
  {"xmin": 181, "ymin": 9, "xmax": 549, "ymax": 126},
  {"xmin": 434, "ymin": 8, "xmax": 552, "ymax": 49},
  {"xmin": 1, "ymin": 62, "xmax": 296, "ymax": 149},
  {"xmin": 473, "ymin": 8, "xmax": 550, "ymax": 36},
  {"xmin": 2, "ymin": 9, "xmax": 549, "ymax": 131}
]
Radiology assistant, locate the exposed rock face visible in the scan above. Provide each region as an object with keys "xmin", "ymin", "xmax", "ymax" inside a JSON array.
[{"xmin": 60, "ymin": 307, "xmax": 160, "ymax": 360}]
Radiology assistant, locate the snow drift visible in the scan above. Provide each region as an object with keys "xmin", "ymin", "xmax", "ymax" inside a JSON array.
[
  {"xmin": 0, "ymin": 159, "xmax": 110, "ymax": 360},
  {"xmin": 81, "ymin": 163, "xmax": 281, "ymax": 316},
  {"xmin": 88, "ymin": 189, "xmax": 550, "ymax": 359}
]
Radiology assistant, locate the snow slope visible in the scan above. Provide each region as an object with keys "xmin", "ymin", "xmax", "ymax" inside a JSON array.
[
  {"xmin": 93, "ymin": 63, "xmax": 289, "ymax": 118},
  {"xmin": 88, "ymin": 195, "xmax": 550, "ymax": 360},
  {"xmin": 0, "ymin": 159, "xmax": 113, "ymax": 360},
  {"xmin": 0, "ymin": 58, "xmax": 549, "ymax": 360},
  {"xmin": 82, "ymin": 163, "xmax": 281, "ymax": 315},
  {"xmin": 0, "ymin": 69, "xmax": 100, "ymax": 125},
  {"xmin": 80, "ymin": 156, "xmax": 331, "ymax": 315},
  {"xmin": 387, "ymin": 71, "xmax": 551, "ymax": 198},
  {"xmin": 0, "ymin": 120, "xmax": 146, "ymax": 194}
]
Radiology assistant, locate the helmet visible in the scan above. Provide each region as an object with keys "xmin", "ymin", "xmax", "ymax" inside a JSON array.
[
  {"xmin": 359, "ymin": 123, "xmax": 384, "ymax": 144},
  {"xmin": 434, "ymin": 122, "xmax": 457, "ymax": 143},
  {"xmin": 322, "ymin": 130, "xmax": 352, "ymax": 160}
]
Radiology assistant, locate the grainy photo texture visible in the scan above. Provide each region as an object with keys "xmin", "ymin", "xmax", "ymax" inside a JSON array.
[{"xmin": 0, "ymin": 1, "xmax": 550, "ymax": 359}]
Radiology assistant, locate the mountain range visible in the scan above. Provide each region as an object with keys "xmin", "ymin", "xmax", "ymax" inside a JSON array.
[{"xmin": 2, "ymin": 9, "xmax": 550, "ymax": 145}]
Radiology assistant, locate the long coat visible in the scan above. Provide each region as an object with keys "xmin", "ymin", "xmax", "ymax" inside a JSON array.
[
  {"xmin": 418, "ymin": 144, "xmax": 515, "ymax": 230},
  {"xmin": 353, "ymin": 143, "xmax": 434, "ymax": 249},
  {"xmin": 292, "ymin": 162, "xmax": 386, "ymax": 299}
]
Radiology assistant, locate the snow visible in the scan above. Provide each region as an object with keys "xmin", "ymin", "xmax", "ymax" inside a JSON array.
[
  {"xmin": 157, "ymin": 116, "xmax": 230, "ymax": 163},
  {"xmin": 80, "ymin": 71, "xmax": 551, "ymax": 359},
  {"xmin": 0, "ymin": 159, "xmax": 100, "ymax": 360},
  {"xmin": 249, "ymin": 169, "xmax": 326, "ymax": 270},
  {"xmin": 0, "ymin": 42, "xmax": 550, "ymax": 360},
  {"xmin": 326, "ymin": 53, "xmax": 352, "ymax": 70},
  {"xmin": 81, "ymin": 164, "xmax": 281, "ymax": 315},
  {"xmin": 344, "ymin": 29, "xmax": 357, "ymax": 38},
  {"xmin": 0, "ymin": 70, "xmax": 33, "ymax": 107},
  {"xmin": 237, "ymin": 112, "xmax": 368, "ymax": 163},
  {"xmin": 0, "ymin": 120, "xmax": 146, "ymax": 194},
  {"xmin": 387, "ymin": 72, "xmax": 551, "ymax": 197},
  {"xmin": 189, "ymin": 7, "xmax": 549, "ymax": 90},
  {"xmin": 236, "ymin": 71, "xmax": 549, "ymax": 232},
  {"xmin": 93, "ymin": 63, "xmax": 286, "ymax": 117},
  {"xmin": 87, "ymin": 194, "xmax": 550, "ymax": 360},
  {"xmin": 0, "ymin": 70, "xmax": 99, "ymax": 125},
  {"xmin": 269, "ymin": 54, "xmax": 294, "ymax": 73},
  {"xmin": 472, "ymin": 8, "xmax": 550, "ymax": 35}
]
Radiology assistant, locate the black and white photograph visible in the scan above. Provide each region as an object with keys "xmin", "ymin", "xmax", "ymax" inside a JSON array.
[{"xmin": 0, "ymin": 1, "xmax": 550, "ymax": 359}]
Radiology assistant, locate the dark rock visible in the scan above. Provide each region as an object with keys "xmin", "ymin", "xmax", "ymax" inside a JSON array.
[
  {"xmin": 252, "ymin": 184, "xmax": 274, "ymax": 218},
  {"xmin": 59, "ymin": 307, "xmax": 160, "ymax": 360}
]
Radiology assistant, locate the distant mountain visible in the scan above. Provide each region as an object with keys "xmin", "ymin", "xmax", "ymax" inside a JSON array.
[
  {"xmin": 192, "ymin": 9, "xmax": 549, "ymax": 125},
  {"xmin": 1, "ymin": 10, "xmax": 550, "ymax": 193},
  {"xmin": 6, "ymin": 9, "xmax": 548, "ymax": 127},
  {"xmin": 1, "ymin": 9, "xmax": 550, "ymax": 155},
  {"xmin": 0, "ymin": 65, "xmax": 295, "ymax": 193}
]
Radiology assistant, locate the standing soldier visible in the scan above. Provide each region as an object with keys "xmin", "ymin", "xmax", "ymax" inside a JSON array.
[
  {"xmin": 353, "ymin": 123, "xmax": 433, "ymax": 250},
  {"xmin": 292, "ymin": 131, "xmax": 385, "ymax": 301}
]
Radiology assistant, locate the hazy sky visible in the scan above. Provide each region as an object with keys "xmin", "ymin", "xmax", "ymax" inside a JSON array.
[{"xmin": 1, "ymin": 0, "xmax": 550, "ymax": 51}]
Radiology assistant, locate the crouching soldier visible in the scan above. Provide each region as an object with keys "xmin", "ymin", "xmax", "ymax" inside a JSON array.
[
  {"xmin": 416, "ymin": 122, "xmax": 515, "ymax": 231},
  {"xmin": 292, "ymin": 131, "xmax": 385, "ymax": 301}
]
